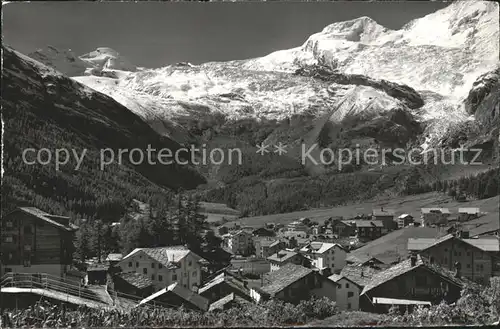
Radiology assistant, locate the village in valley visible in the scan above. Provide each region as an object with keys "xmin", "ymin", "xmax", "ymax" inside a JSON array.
[
  {"xmin": 1, "ymin": 195, "xmax": 499, "ymax": 318},
  {"xmin": 1, "ymin": 0, "xmax": 499, "ymax": 326}
]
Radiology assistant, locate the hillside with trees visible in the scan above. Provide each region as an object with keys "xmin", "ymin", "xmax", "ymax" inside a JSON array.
[{"xmin": 2, "ymin": 46, "xmax": 205, "ymax": 220}]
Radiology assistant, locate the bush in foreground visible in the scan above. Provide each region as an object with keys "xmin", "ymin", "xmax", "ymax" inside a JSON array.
[{"xmin": 0, "ymin": 296, "xmax": 338, "ymax": 328}]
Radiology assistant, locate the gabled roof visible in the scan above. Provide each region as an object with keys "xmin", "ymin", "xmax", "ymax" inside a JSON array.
[
  {"xmin": 269, "ymin": 240, "xmax": 283, "ymax": 248},
  {"xmin": 332, "ymin": 218, "xmax": 352, "ymax": 226},
  {"xmin": 208, "ymin": 293, "xmax": 250, "ymax": 312},
  {"xmin": 398, "ymin": 214, "xmax": 413, "ymax": 219},
  {"xmin": 408, "ymin": 234, "xmax": 499, "ymax": 253},
  {"xmin": 267, "ymin": 250, "xmax": 298, "ymax": 263},
  {"xmin": 115, "ymin": 272, "xmax": 153, "ymax": 290},
  {"xmin": 139, "ymin": 282, "xmax": 209, "ymax": 311},
  {"xmin": 300, "ymin": 242, "xmax": 343, "ymax": 254},
  {"xmin": 464, "ymin": 238, "xmax": 499, "ymax": 252},
  {"xmin": 458, "ymin": 208, "xmax": 480, "ymax": 214},
  {"xmin": 232, "ymin": 230, "xmax": 247, "ymax": 236},
  {"xmin": 344, "ymin": 220, "xmax": 384, "ymax": 228},
  {"xmin": 8, "ymin": 207, "xmax": 76, "ymax": 231},
  {"xmin": 122, "ymin": 246, "xmax": 203, "ymax": 269},
  {"xmin": 421, "ymin": 208, "xmax": 450, "ymax": 214},
  {"xmin": 407, "ymin": 238, "xmax": 438, "ymax": 251},
  {"xmin": 340, "ymin": 264, "xmax": 382, "ymax": 287},
  {"xmin": 106, "ymin": 253, "xmax": 123, "ymax": 262},
  {"xmin": 328, "ymin": 274, "xmax": 362, "ymax": 288},
  {"xmin": 260, "ymin": 263, "xmax": 313, "ymax": 296},
  {"xmin": 346, "ymin": 254, "xmax": 385, "ymax": 266},
  {"xmin": 255, "ymin": 238, "xmax": 280, "ymax": 247},
  {"xmin": 372, "ymin": 209, "xmax": 395, "ymax": 217},
  {"xmin": 198, "ymin": 272, "xmax": 249, "ymax": 297},
  {"xmin": 360, "ymin": 256, "xmax": 466, "ymax": 296}
]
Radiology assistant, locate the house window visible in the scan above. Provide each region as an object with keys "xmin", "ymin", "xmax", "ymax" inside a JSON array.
[
  {"xmin": 159, "ymin": 264, "xmax": 163, "ymax": 269},
  {"xmin": 347, "ymin": 303, "xmax": 351, "ymax": 310},
  {"xmin": 151, "ymin": 263, "xmax": 155, "ymax": 269},
  {"xmin": 348, "ymin": 291, "xmax": 354, "ymax": 298},
  {"xmin": 158, "ymin": 275, "xmax": 163, "ymax": 282},
  {"xmin": 184, "ymin": 272, "xmax": 187, "ymax": 277},
  {"xmin": 143, "ymin": 268, "xmax": 148, "ymax": 275},
  {"xmin": 6, "ymin": 221, "xmax": 13, "ymax": 228},
  {"xmin": 188, "ymin": 260, "xmax": 192, "ymax": 267},
  {"xmin": 136, "ymin": 262, "xmax": 139, "ymax": 267},
  {"xmin": 128, "ymin": 262, "xmax": 132, "ymax": 267},
  {"xmin": 23, "ymin": 259, "xmax": 31, "ymax": 267},
  {"xmin": 172, "ymin": 274, "xmax": 178, "ymax": 281},
  {"xmin": 192, "ymin": 271, "xmax": 197, "ymax": 277},
  {"xmin": 4, "ymin": 236, "xmax": 13, "ymax": 243},
  {"xmin": 24, "ymin": 245, "xmax": 31, "ymax": 252},
  {"xmin": 151, "ymin": 274, "xmax": 155, "ymax": 281},
  {"xmin": 346, "ymin": 283, "xmax": 349, "ymax": 289}
]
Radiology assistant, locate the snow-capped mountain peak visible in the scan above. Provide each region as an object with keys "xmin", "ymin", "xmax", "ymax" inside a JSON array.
[
  {"xmin": 80, "ymin": 47, "xmax": 137, "ymax": 72},
  {"xmin": 28, "ymin": 1, "xmax": 499, "ymax": 150}
]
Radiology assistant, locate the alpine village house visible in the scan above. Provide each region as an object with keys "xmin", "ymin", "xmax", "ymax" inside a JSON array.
[{"xmin": 0, "ymin": 207, "xmax": 77, "ymax": 278}]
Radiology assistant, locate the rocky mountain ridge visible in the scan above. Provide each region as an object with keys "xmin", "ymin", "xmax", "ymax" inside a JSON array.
[{"xmin": 24, "ymin": 0, "xmax": 499, "ymax": 166}]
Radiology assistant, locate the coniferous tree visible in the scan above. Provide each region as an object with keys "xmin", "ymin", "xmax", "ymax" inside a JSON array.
[{"xmin": 74, "ymin": 222, "xmax": 91, "ymax": 263}]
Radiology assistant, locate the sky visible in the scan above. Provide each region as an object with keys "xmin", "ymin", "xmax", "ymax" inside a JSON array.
[{"xmin": 3, "ymin": 1, "xmax": 450, "ymax": 68}]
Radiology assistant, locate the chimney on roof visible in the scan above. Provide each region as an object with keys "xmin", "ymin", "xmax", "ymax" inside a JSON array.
[{"xmin": 410, "ymin": 254, "xmax": 417, "ymax": 267}]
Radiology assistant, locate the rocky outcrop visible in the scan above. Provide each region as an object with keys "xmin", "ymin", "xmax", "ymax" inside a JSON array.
[
  {"xmin": 464, "ymin": 67, "xmax": 500, "ymax": 124},
  {"xmin": 28, "ymin": 46, "xmax": 94, "ymax": 76},
  {"xmin": 294, "ymin": 64, "xmax": 424, "ymax": 109}
]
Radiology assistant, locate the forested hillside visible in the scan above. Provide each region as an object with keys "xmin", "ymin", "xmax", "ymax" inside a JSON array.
[{"xmin": 1, "ymin": 46, "xmax": 205, "ymax": 220}]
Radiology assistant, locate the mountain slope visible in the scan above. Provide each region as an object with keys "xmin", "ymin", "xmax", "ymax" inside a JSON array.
[
  {"xmin": 242, "ymin": 0, "xmax": 498, "ymax": 143},
  {"xmin": 2, "ymin": 46, "xmax": 205, "ymax": 219},
  {"xmin": 30, "ymin": 2, "xmax": 498, "ymax": 150}
]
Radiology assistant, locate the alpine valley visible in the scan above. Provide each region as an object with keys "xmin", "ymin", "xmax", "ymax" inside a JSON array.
[{"xmin": 3, "ymin": 0, "xmax": 499, "ymax": 219}]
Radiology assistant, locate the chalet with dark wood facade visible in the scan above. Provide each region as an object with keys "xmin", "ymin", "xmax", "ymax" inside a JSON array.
[
  {"xmin": 331, "ymin": 219, "xmax": 355, "ymax": 237},
  {"xmin": 421, "ymin": 208, "xmax": 450, "ymax": 227},
  {"xmin": 198, "ymin": 270, "xmax": 251, "ymax": 303},
  {"xmin": 1, "ymin": 207, "xmax": 77, "ymax": 278},
  {"xmin": 249, "ymin": 264, "xmax": 338, "ymax": 305},
  {"xmin": 372, "ymin": 208, "xmax": 396, "ymax": 232},
  {"xmin": 407, "ymin": 234, "xmax": 500, "ymax": 284},
  {"xmin": 457, "ymin": 208, "xmax": 481, "ymax": 222},
  {"xmin": 397, "ymin": 214, "xmax": 414, "ymax": 229},
  {"xmin": 360, "ymin": 255, "xmax": 466, "ymax": 313},
  {"xmin": 343, "ymin": 220, "xmax": 383, "ymax": 241}
]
